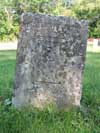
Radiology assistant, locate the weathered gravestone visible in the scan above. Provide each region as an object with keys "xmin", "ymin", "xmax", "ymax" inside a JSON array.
[{"xmin": 12, "ymin": 13, "xmax": 88, "ymax": 109}]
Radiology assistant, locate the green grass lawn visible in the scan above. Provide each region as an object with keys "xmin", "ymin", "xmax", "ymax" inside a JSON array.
[{"xmin": 0, "ymin": 50, "xmax": 100, "ymax": 133}]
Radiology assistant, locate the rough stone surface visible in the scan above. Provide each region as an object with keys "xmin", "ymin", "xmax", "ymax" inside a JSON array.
[{"xmin": 12, "ymin": 13, "xmax": 88, "ymax": 109}]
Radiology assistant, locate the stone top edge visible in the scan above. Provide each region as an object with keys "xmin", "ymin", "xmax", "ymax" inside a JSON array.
[{"xmin": 21, "ymin": 12, "xmax": 88, "ymax": 26}]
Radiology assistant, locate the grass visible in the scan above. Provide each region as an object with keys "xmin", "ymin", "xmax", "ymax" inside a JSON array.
[{"xmin": 0, "ymin": 50, "xmax": 100, "ymax": 133}]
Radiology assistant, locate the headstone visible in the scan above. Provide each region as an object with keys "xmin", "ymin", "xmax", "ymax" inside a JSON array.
[
  {"xmin": 93, "ymin": 39, "xmax": 100, "ymax": 52},
  {"xmin": 93, "ymin": 39, "xmax": 98, "ymax": 47},
  {"xmin": 12, "ymin": 13, "xmax": 88, "ymax": 109}
]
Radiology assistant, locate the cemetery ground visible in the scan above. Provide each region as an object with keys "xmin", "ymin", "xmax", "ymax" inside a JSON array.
[{"xmin": 0, "ymin": 49, "xmax": 100, "ymax": 133}]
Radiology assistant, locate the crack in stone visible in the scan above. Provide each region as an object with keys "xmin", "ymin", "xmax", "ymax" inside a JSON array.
[{"xmin": 32, "ymin": 81, "xmax": 61, "ymax": 84}]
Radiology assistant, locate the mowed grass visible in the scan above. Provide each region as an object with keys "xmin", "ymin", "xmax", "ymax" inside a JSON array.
[{"xmin": 0, "ymin": 50, "xmax": 100, "ymax": 133}]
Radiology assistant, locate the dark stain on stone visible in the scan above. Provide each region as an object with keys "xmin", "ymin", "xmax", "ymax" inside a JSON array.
[
  {"xmin": 17, "ymin": 55, "xmax": 25, "ymax": 64},
  {"xmin": 63, "ymin": 72, "xmax": 67, "ymax": 79},
  {"xmin": 72, "ymin": 61, "xmax": 75, "ymax": 66}
]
